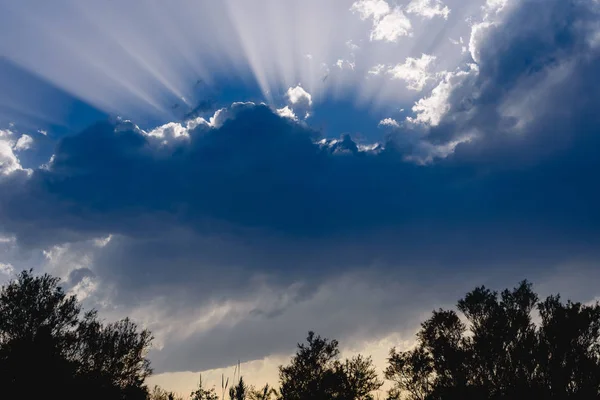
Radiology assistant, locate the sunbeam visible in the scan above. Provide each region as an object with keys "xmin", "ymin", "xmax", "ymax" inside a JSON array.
[{"xmin": 0, "ymin": 0, "xmax": 480, "ymax": 130}]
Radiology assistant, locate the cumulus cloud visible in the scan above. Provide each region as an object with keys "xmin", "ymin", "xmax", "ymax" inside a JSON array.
[
  {"xmin": 370, "ymin": 8, "xmax": 413, "ymax": 42},
  {"xmin": 351, "ymin": 0, "xmax": 413, "ymax": 42},
  {"xmin": 388, "ymin": 54, "xmax": 439, "ymax": 91},
  {"xmin": 350, "ymin": 0, "xmax": 391, "ymax": 21},
  {"xmin": 276, "ymin": 106, "xmax": 297, "ymax": 121},
  {"xmin": 409, "ymin": 0, "xmax": 600, "ymax": 164},
  {"xmin": 286, "ymin": 86, "xmax": 312, "ymax": 107},
  {"xmin": 378, "ymin": 118, "xmax": 400, "ymax": 127},
  {"xmin": 406, "ymin": 0, "xmax": 451, "ymax": 19},
  {"xmin": 407, "ymin": 67, "xmax": 474, "ymax": 125},
  {"xmin": 283, "ymin": 86, "xmax": 312, "ymax": 120},
  {"xmin": 145, "ymin": 122, "xmax": 191, "ymax": 142},
  {"xmin": 367, "ymin": 54, "xmax": 439, "ymax": 91},
  {"xmin": 14, "ymin": 134, "xmax": 34, "ymax": 151},
  {"xmin": 0, "ymin": 130, "xmax": 24, "ymax": 175}
]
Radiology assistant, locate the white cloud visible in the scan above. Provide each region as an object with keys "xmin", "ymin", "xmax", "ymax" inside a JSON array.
[
  {"xmin": 409, "ymin": 84, "xmax": 451, "ymax": 126},
  {"xmin": 146, "ymin": 122, "xmax": 191, "ymax": 141},
  {"xmin": 351, "ymin": 0, "xmax": 412, "ymax": 42},
  {"xmin": 449, "ymin": 37, "xmax": 467, "ymax": 54},
  {"xmin": 406, "ymin": 0, "xmax": 450, "ymax": 20},
  {"xmin": 336, "ymin": 59, "xmax": 356, "ymax": 70},
  {"xmin": 69, "ymin": 276, "xmax": 98, "ymax": 301},
  {"xmin": 368, "ymin": 64, "xmax": 386, "ymax": 75},
  {"xmin": 469, "ymin": 21, "xmax": 492, "ymax": 64},
  {"xmin": 42, "ymin": 243, "xmax": 93, "ymax": 281},
  {"xmin": 186, "ymin": 117, "xmax": 211, "ymax": 131},
  {"xmin": 284, "ymin": 86, "xmax": 312, "ymax": 120},
  {"xmin": 407, "ymin": 68, "xmax": 474, "ymax": 126},
  {"xmin": 485, "ymin": 0, "xmax": 509, "ymax": 15},
  {"xmin": 0, "ymin": 262, "xmax": 14, "ymax": 276},
  {"xmin": 468, "ymin": 0, "xmax": 512, "ymax": 63},
  {"xmin": 37, "ymin": 129, "xmax": 47, "ymax": 136},
  {"xmin": 379, "ymin": 118, "xmax": 400, "ymax": 127},
  {"xmin": 209, "ymin": 102, "xmax": 257, "ymax": 128},
  {"xmin": 350, "ymin": 0, "xmax": 391, "ymax": 21},
  {"xmin": 286, "ymin": 86, "xmax": 312, "ymax": 106},
  {"xmin": 388, "ymin": 54, "xmax": 438, "ymax": 91},
  {"xmin": 276, "ymin": 106, "xmax": 298, "ymax": 121},
  {"xmin": 406, "ymin": 132, "xmax": 478, "ymax": 164},
  {"xmin": 14, "ymin": 134, "xmax": 34, "ymax": 151},
  {"xmin": 0, "ymin": 130, "xmax": 24, "ymax": 175},
  {"xmin": 370, "ymin": 8, "xmax": 412, "ymax": 42},
  {"xmin": 41, "ymin": 154, "xmax": 55, "ymax": 171}
]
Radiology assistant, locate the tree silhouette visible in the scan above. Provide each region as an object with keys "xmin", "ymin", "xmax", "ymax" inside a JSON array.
[
  {"xmin": 191, "ymin": 374, "xmax": 220, "ymax": 400},
  {"xmin": 150, "ymin": 385, "xmax": 185, "ymax": 400},
  {"xmin": 249, "ymin": 383, "xmax": 278, "ymax": 400},
  {"xmin": 279, "ymin": 331, "xmax": 382, "ymax": 400},
  {"xmin": 229, "ymin": 376, "xmax": 248, "ymax": 400},
  {"xmin": 385, "ymin": 280, "xmax": 600, "ymax": 399},
  {"xmin": 0, "ymin": 270, "xmax": 152, "ymax": 400}
]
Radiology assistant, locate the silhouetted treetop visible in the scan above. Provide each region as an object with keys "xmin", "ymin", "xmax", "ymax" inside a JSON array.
[
  {"xmin": 0, "ymin": 269, "xmax": 153, "ymax": 400},
  {"xmin": 279, "ymin": 331, "xmax": 382, "ymax": 400},
  {"xmin": 386, "ymin": 280, "xmax": 600, "ymax": 400}
]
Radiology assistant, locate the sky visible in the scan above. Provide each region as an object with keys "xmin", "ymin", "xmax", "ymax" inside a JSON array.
[{"xmin": 2, "ymin": 0, "xmax": 600, "ymax": 395}]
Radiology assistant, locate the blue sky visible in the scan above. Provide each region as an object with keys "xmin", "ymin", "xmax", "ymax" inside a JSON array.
[{"xmin": 1, "ymin": 0, "xmax": 600, "ymax": 393}]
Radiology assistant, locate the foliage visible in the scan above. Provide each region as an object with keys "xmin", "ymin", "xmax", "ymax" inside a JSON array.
[
  {"xmin": 150, "ymin": 385, "xmax": 185, "ymax": 400},
  {"xmin": 249, "ymin": 384, "xmax": 278, "ymax": 400},
  {"xmin": 229, "ymin": 376, "xmax": 248, "ymax": 400},
  {"xmin": 191, "ymin": 374, "xmax": 220, "ymax": 400},
  {"xmin": 3, "ymin": 271, "xmax": 599, "ymax": 400},
  {"xmin": 385, "ymin": 280, "xmax": 600, "ymax": 399},
  {"xmin": 0, "ymin": 270, "xmax": 153, "ymax": 400},
  {"xmin": 279, "ymin": 331, "xmax": 383, "ymax": 400}
]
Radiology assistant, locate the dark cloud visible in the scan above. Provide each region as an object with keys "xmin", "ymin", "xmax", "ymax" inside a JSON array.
[
  {"xmin": 1, "ymin": 0, "xmax": 600, "ymax": 374},
  {"xmin": 425, "ymin": 0, "xmax": 600, "ymax": 162}
]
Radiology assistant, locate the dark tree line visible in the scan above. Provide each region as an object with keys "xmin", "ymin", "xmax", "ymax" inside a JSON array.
[
  {"xmin": 0, "ymin": 270, "xmax": 152, "ymax": 399},
  {"xmin": 385, "ymin": 281, "xmax": 600, "ymax": 399},
  {"xmin": 2, "ymin": 271, "xmax": 600, "ymax": 400}
]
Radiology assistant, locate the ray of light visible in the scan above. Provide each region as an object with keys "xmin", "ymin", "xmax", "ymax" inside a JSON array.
[{"xmin": 0, "ymin": 0, "xmax": 485, "ymax": 128}]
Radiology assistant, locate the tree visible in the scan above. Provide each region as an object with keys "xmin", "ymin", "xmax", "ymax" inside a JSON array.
[
  {"xmin": 0, "ymin": 270, "xmax": 153, "ymax": 400},
  {"xmin": 337, "ymin": 354, "xmax": 383, "ymax": 400},
  {"xmin": 249, "ymin": 384, "xmax": 278, "ymax": 400},
  {"xmin": 191, "ymin": 374, "xmax": 220, "ymax": 400},
  {"xmin": 150, "ymin": 385, "xmax": 185, "ymax": 400},
  {"xmin": 385, "ymin": 280, "xmax": 600, "ymax": 399},
  {"xmin": 229, "ymin": 376, "xmax": 248, "ymax": 400},
  {"xmin": 279, "ymin": 331, "xmax": 382, "ymax": 400}
]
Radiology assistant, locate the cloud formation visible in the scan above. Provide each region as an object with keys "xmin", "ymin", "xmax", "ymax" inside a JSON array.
[
  {"xmin": 351, "ymin": 0, "xmax": 413, "ymax": 42},
  {"xmin": 406, "ymin": 0, "xmax": 451, "ymax": 19},
  {"xmin": 1, "ymin": 0, "xmax": 600, "ymax": 380},
  {"xmin": 387, "ymin": 54, "xmax": 438, "ymax": 91},
  {"xmin": 0, "ymin": 129, "xmax": 27, "ymax": 175}
]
